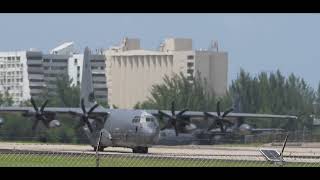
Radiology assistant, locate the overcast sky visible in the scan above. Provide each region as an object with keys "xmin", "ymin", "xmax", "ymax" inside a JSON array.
[{"xmin": 0, "ymin": 13, "xmax": 319, "ymax": 88}]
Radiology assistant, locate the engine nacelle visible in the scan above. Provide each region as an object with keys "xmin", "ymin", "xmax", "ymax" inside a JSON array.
[
  {"xmin": 184, "ymin": 123, "xmax": 197, "ymax": 132},
  {"xmin": 0, "ymin": 117, "xmax": 4, "ymax": 127},
  {"xmin": 98, "ymin": 129, "xmax": 112, "ymax": 146},
  {"xmin": 49, "ymin": 120, "xmax": 61, "ymax": 128},
  {"xmin": 238, "ymin": 123, "xmax": 251, "ymax": 135}
]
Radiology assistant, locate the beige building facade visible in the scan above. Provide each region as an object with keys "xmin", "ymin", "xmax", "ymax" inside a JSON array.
[{"xmin": 105, "ymin": 38, "xmax": 228, "ymax": 109}]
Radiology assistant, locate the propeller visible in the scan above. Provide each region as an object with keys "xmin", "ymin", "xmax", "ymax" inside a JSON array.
[
  {"xmin": 159, "ymin": 101, "xmax": 189, "ymax": 136},
  {"xmin": 205, "ymin": 101, "xmax": 234, "ymax": 132},
  {"xmin": 28, "ymin": 98, "xmax": 56, "ymax": 131},
  {"xmin": 69, "ymin": 98, "xmax": 99, "ymax": 133}
]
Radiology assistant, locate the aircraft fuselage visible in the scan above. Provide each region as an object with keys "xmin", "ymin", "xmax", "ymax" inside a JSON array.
[{"xmin": 84, "ymin": 109, "xmax": 160, "ymax": 152}]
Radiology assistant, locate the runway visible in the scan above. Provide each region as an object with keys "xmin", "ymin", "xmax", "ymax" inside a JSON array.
[{"xmin": 0, "ymin": 142, "xmax": 320, "ymax": 163}]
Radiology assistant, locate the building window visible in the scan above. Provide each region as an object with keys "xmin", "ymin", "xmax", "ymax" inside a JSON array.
[
  {"xmin": 43, "ymin": 59, "xmax": 50, "ymax": 62},
  {"xmin": 52, "ymin": 59, "xmax": 67, "ymax": 63},
  {"xmin": 74, "ymin": 59, "xmax": 77, "ymax": 65},
  {"xmin": 187, "ymin": 69, "xmax": 194, "ymax": 74},
  {"xmin": 187, "ymin": 76, "xmax": 194, "ymax": 80},
  {"xmin": 187, "ymin": 62, "xmax": 194, "ymax": 67},
  {"xmin": 187, "ymin": 55, "xmax": 194, "ymax": 60}
]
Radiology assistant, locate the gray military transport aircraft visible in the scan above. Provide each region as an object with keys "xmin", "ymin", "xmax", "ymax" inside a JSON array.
[{"xmin": 0, "ymin": 47, "xmax": 298, "ymax": 153}]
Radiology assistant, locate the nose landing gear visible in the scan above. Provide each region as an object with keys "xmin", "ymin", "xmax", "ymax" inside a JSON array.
[
  {"xmin": 132, "ymin": 146, "xmax": 148, "ymax": 153},
  {"xmin": 93, "ymin": 146, "xmax": 105, "ymax": 152}
]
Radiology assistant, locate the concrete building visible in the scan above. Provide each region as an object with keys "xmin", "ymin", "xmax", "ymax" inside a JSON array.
[
  {"xmin": 0, "ymin": 51, "xmax": 30, "ymax": 103},
  {"xmin": 0, "ymin": 42, "xmax": 107, "ymax": 105},
  {"xmin": 105, "ymin": 38, "xmax": 228, "ymax": 109}
]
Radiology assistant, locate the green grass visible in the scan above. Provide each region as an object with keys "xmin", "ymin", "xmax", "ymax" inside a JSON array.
[{"xmin": 0, "ymin": 153, "xmax": 318, "ymax": 167}]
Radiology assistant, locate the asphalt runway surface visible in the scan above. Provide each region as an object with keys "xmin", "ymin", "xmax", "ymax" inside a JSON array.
[{"xmin": 0, "ymin": 142, "xmax": 320, "ymax": 163}]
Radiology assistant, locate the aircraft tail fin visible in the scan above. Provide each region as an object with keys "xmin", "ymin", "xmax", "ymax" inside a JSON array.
[{"xmin": 80, "ymin": 47, "xmax": 96, "ymax": 108}]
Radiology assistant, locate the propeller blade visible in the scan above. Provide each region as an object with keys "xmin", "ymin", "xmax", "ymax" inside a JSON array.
[
  {"xmin": 158, "ymin": 110, "xmax": 172, "ymax": 119},
  {"xmin": 171, "ymin": 101, "xmax": 175, "ymax": 116},
  {"xmin": 81, "ymin": 98, "xmax": 86, "ymax": 114},
  {"xmin": 160, "ymin": 121, "xmax": 171, "ymax": 131},
  {"xmin": 218, "ymin": 121, "xmax": 224, "ymax": 132},
  {"xmin": 222, "ymin": 119, "xmax": 234, "ymax": 126},
  {"xmin": 88, "ymin": 104, "xmax": 99, "ymax": 114},
  {"xmin": 32, "ymin": 119, "xmax": 39, "ymax": 131},
  {"xmin": 30, "ymin": 98, "xmax": 38, "ymax": 112},
  {"xmin": 41, "ymin": 116, "xmax": 50, "ymax": 128},
  {"xmin": 177, "ymin": 109, "xmax": 188, "ymax": 116},
  {"xmin": 85, "ymin": 118, "xmax": 93, "ymax": 133},
  {"xmin": 222, "ymin": 108, "xmax": 234, "ymax": 118},
  {"xmin": 40, "ymin": 100, "xmax": 48, "ymax": 112},
  {"xmin": 216, "ymin": 101, "xmax": 221, "ymax": 117},
  {"xmin": 160, "ymin": 126, "xmax": 167, "ymax": 131},
  {"xmin": 174, "ymin": 125, "xmax": 179, "ymax": 136},
  {"xmin": 207, "ymin": 122, "xmax": 216, "ymax": 131}
]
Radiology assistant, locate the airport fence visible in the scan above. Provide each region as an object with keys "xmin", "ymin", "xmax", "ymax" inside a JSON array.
[
  {"xmin": 0, "ymin": 141, "xmax": 319, "ymax": 167},
  {"xmin": 1, "ymin": 130, "xmax": 320, "ymax": 167}
]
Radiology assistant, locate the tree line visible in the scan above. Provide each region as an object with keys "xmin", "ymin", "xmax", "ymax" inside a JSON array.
[
  {"xmin": 1, "ymin": 69, "xmax": 320, "ymax": 143},
  {"xmin": 135, "ymin": 69, "xmax": 320, "ymax": 132}
]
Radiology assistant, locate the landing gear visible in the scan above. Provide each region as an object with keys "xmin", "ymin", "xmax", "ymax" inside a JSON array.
[
  {"xmin": 132, "ymin": 146, "xmax": 148, "ymax": 153},
  {"xmin": 93, "ymin": 146, "xmax": 105, "ymax": 152}
]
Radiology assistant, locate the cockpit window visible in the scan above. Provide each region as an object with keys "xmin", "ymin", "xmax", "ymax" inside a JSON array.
[
  {"xmin": 132, "ymin": 117, "xmax": 140, "ymax": 123},
  {"xmin": 146, "ymin": 117, "xmax": 154, "ymax": 122}
]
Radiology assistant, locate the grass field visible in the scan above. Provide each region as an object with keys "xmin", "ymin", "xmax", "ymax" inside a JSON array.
[{"xmin": 0, "ymin": 153, "xmax": 318, "ymax": 167}]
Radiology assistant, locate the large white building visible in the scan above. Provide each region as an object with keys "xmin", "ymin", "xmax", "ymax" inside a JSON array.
[
  {"xmin": 0, "ymin": 51, "xmax": 30, "ymax": 103},
  {"xmin": 0, "ymin": 42, "xmax": 107, "ymax": 105},
  {"xmin": 0, "ymin": 38, "xmax": 228, "ymax": 108},
  {"xmin": 105, "ymin": 38, "xmax": 228, "ymax": 109}
]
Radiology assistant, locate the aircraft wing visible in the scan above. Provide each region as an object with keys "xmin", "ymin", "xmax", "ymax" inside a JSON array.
[
  {"xmin": 0, "ymin": 106, "xmax": 109, "ymax": 116},
  {"xmin": 251, "ymin": 128, "xmax": 284, "ymax": 132},
  {"xmin": 145, "ymin": 110, "xmax": 297, "ymax": 119}
]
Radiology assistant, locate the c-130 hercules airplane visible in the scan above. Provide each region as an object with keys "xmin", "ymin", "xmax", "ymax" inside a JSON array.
[{"xmin": 0, "ymin": 47, "xmax": 298, "ymax": 153}]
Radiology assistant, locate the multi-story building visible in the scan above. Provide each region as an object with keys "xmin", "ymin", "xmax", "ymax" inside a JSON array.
[
  {"xmin": 1, "ymin": 38, "xmax": 227, "ymax": 108},
  {"xmin": 0, "ymin": 51, "xmax": 30, "ymax": 103},
  {"xmin": 105, "ymin": 38, "xmax": 228, "ymax": 109},
  {"xmin": 0, "ymin": 42, "xmax": 107, "ymax": 105}
]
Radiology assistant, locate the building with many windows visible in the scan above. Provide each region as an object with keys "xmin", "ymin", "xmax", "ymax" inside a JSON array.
[
  {"xmin": 104, "ymin": 38, "xmax": 228, "ymax": 108},
  {"xmin": 0, "ymin": 42, "xmax": 107, "ymax": 105},
  {"xmin": 0, "ymin": 51, "xmax": 30, "ymax": 103},
  {"xmin": 0, "ymin": 38, "xmax": 228, "ymax": 108}
]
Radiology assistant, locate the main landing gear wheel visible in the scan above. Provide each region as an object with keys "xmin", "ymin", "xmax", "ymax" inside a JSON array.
[
  {"xmin": 132, "ymin": 146, "xmax": 148, "ymax": 153},
  {"xmin": 93, "ymin": 146, "xmax": 105, "ymax": 152}
]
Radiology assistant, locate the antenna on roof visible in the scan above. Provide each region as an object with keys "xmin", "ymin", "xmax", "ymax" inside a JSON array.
[{"xmin": 210, "ymin": 40, "xmax": 219, "ymax": 52}]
